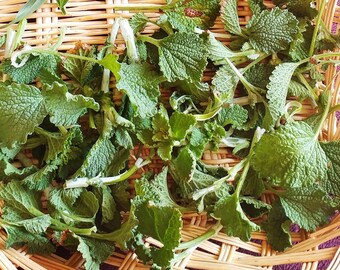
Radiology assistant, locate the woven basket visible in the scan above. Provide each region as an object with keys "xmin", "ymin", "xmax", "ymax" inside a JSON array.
[{"xmin": 0, "ymin": 0, "xmax": 339, "ymax": 270}]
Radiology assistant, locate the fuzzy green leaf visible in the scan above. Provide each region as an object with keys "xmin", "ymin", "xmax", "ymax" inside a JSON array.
[
  {"xmin": 217, "ymin": 105, "xmax": 248, "ymax": 129},
  {"xmin": 3, "ymin": 54, "xmax": 58, "ymax": 84},
  {"xmin": 165, "ymin": 0, "xmax": 220, "ymax": 31},
  {"xmin": 75, "ymin": 236, "xmax": 114, "ymax": 270},
  {"xmin": 56, "ymin": 0, "xmax": 69, "ymax": 14},
  {"xmin": 212, "ymin": 64, "xmax": 239, "ymax": 103},
  {"xmin": 16, "ymin": 215, "xmax": 51, "ymax": 234},
  {"xmin": 3, "ymin": 226, "xmax": 55, "ymax": 254},
  {"xmin": 116, "ymin": 63, "xmax": 161, "ymax": 118},
  {"xmin": 135, "ymin": 167, "xmax": 178, "ymax": 208},
  {"xmin": 159, "ymin": 32, "xmax": 208, "ymax": 82},
  {"xmin": 42, "ymin": 82, "xmax": 99, "ymax": 126},
  {"xmin": 263, "ymin": 201, "xmax": 292, "ymax": 252},
  {"xmin": 213, "ymin": 193, "xmax": 260, "ymax": 241},
  {"xmin": 273, "ymin": 0, "xmax": 317, "ymax": 19},
  {"xmin": 320, "ymin": 141, "xmax": 340, "ymax": 195},
  {"xmin": 0, "ymin": 83, "xmax": 47, "ymax": 148},
  {"xmin": 129, "ymin": 13, "xmax": 149, "ymax": 34},
  {"xmin": 73, "ymin": 137, "xmax": 116, "ymax": 178},
  {"xmin": 134, "ymin": 199, "xmax": 182, "ymax": 268},
  {"xmin": 221, "ymin": 0, "xmax": 242, "ymax": 35},
  {"xmin": 169, "ymin": 111, "xmax": 196, "ymax": 141},
  {"xmin": 280, "ymin": 187, "xmax": 334, "ymax": 231},
  {"xmin": 246, "ymin": 8, "xmax": 299, "ymax": 53},
  {"xmin": 263, "ymin": 62, "xmax": 299, "ymax": 129},
  {"xmin": 252, "ymin": 121, "xmax": 328, "ymax": 187}
]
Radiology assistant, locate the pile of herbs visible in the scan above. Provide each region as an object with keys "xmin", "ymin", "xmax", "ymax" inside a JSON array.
[{"xmin": 0, "ymin": 0, "xmax": 339, "ymax": 269}]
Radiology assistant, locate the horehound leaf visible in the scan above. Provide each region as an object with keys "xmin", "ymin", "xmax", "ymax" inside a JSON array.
[
  {"xmin": 0, "ymin": 83, "xmax": 47, "ymax": 148},
  {"xmin": 246, "ymin": 7, "xmax": 299, "ymax": 53}
]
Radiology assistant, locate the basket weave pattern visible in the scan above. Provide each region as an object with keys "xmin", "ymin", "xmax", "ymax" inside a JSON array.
[{"xmin": 0, "ymin": 1, "xmax": 340, "ymax": 270}]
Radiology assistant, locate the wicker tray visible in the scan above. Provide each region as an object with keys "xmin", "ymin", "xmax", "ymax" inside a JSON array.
[{"xmin": 0, "ymin": 0, "xmax": 339, "ymax": 270}]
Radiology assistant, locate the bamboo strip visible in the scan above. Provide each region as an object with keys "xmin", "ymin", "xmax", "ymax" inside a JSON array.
[{"xmin": 234, "ymin": 247, "xmax": 338, "ymax": 266}]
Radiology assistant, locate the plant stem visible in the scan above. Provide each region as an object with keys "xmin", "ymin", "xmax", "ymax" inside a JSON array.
[
  {"xmin": 64, "ymin": 158, "xmax": 150, "ymax": 189},
  {"xmin": 241, "ymin": 53, "xmax": 269, "ymax": 73},
  {"xmin": 28, "ymin": 207, "xmax": 96, "ymax": 235},
  {"xmin": 297, "ymin": 73, "xmax": 318, "ymax": 101},
  {"xmin": 314, "ymin": 90, "xmax": 332, "ymax": 140},
  {"xmin": 329, "ymin": 104, "xmax": 340, "ymax": 115},
  {"xmin": 101, "ymin": 18, "xmax": 121, "ymax": 93},
  {"xmin": 193, "ymin": 107, "xmax": 221, "ymax": 121},
  {"xmin": 309, "ymin": 0, "xmax": 326, "ymax": 57},
  {"xmin": 137, "ymin": 34, "xmax": 161, "ymax": 47},
  {"xmin": 120, "ymin": 19, "xmax": 140, "ymax": 63},
  {"xmin": 298, "ymin": 52, "xmax": 340, "ymax": 66},
  {"xmin": 176, "ymin": 222, "xmax": 223, "ymax": 250},
  {"xmin": 172, "ymin": 222, "xmax": 223, "ymax": 264}
]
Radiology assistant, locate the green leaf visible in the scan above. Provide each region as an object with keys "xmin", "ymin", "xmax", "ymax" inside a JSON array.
[
  {"xmin": 74, "ymin": 137, "xmax": 116, "ymax": 178},
  {"xmin": 102, "ymin": 210, "xmax": 138, "ymax": 249},
  {"xmin": 134, "ymin": 200, "xmax": 182, "ymax": 268},
  {"xmin": 62, "ymin": 45, "xmax": 101, "ymax": 87},
  {"xmin": 36, "ymin": 127, "xmax": 83, "ymax": 165},
  {"xmin": 217, "ymin": 105, "xmax": 248, "ymax": 129},
  {"xmin": 97, "ymin": 185, "xmax": 116, "ymax": 224},
  {"xmin": 251, "ymin": 121, "xmax": 328, "ymax": 187},
  {"xmin": 316, "ymin": 22, "xmax": 340, "ymax": 51},
  {"xmin": 273, "ymin": 0, "xmax": 317, "ymax": 19},
  {"xmin": 248, "ymin": 0, "xmax": 266, "ymax": 15},
  {"xmin": 75, "ymin": 236, "xmax": 114, "ymax": 270},
  {"xmin": 98, "ymin": 54, "xmax": 121, "ymax": 81},
  {"xmin": 212, "ymin": 64, "xmax": 239, "ymax": 103},
  {"xmin": 241, "ymin": 167, "xmax": 265, "ymax": 197},
  {"xmin": 170, "ymin": 147, "xmax": 196, "ymax": 184},
  {"xmin": 221, "ymin": 0, "xmax": 242, "ymax": 35},
  {"xmin": 129, "ymin": 13, "xmax": 149, "ymax": 34},
  {"xmin": 0, "ymin": 0, "xmax": 45, "ymax": 28},
  {"xmin": 2, "ymin": 225, "xmax": 55, "ymax": 254},
  {"xmin": 213, "ymin": 193, "xmax": 260, "ymax": 241},
  {"xmin": 246, "ymin": 8, "xmax": 299, "ymax": 53},
  {"xmin": 42, "ymin": 82, "xmax": 99, "ymax": 126},
  {"xmin": 152, "ymin": 107, "xmax": 171, "ymax": 142},
  {"xmin": 158, "ymin": 32, "xmax": 208, "ymax": 82},
  {"xmin": 157, "ymin": 142, "xmax": 174, "ymax": 161},
  {"xmin": 16, "ymin": 215, "xmax": 51, "ymax": 234},
  {"xmin": 169, "ymin": 111, "xmax": 196, "ymax": 141},
  {"xmin": 280, "ymin": 187, "xmax": 334, "ymax": 231},
  {"xmin": 3, "ymin": 54, "xmax": 59, "ymax": 84},
  {"xmin": 320, "ymin": 141, "xmax": 340, "ymax": 195},
  {"xmin": 0, "ymin": 83, "xmax": 47, "ymax": 148},
  {"xmin": 23, "ymin": 164, "xmax": 56, "ymax": 190},
  {"xmin": 165, "ymin": 0, "xmax": 220, "ymax": 31},
  {"xmin": 240, "ymin": 196, "xmax": 271, "ymax": 218},
  {"xmin": 116, "ymin": 63, "xmax": 161, "ymax": 118},
  {"xmin": 49, "ymin": 187, "xmax": 83, "ymax": 209},
  {"xmin": 263, "ymin": 62, "xmax": 299, "ymax": 129},
  {"xmin": 288, "ymin": 20, "xmax": 312, "ymax": 61},
  {"xmin": 244, "ymin": 63, "xmax": 275, "ymax": 89},
  {"xmin": 56, "ymin": 0, "xmax": 69, "ymax": 14},
  {"xmin": 262, "ymin": 201, "xmax": 292, "ymax": 252},
  {"xmin": 50, "ymin": 189, "xmax": 99, "ymax": 226},
  {"xmin": 288, "ymin": 79, "xmax": 311, "ymax": 98},
  {"xmin": 0, "ymin": 152, "xmax": 37, "ymax": 181},
  {"xmin": 135, "ymin": 167, "xmax": 178, "ymax": 208},
  {"xmin": 0, "ymin": 180, "xmax": 41, "ymax": 213}
]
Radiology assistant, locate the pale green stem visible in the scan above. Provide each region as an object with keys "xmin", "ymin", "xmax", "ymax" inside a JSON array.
[{"xmin": 309, "ymin": 0, "xmax": 327, "ymax": 57}]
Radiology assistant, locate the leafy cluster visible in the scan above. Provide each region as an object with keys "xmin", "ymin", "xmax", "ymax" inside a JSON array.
[{"xmin": 0, "ymin": 0, "xmax": 339, "ymax": 269}]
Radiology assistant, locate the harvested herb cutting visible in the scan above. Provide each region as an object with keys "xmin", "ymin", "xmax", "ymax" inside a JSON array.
[{"xmin": 0, "ymin": 0, "xmax": 339, "ymax": 269}]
